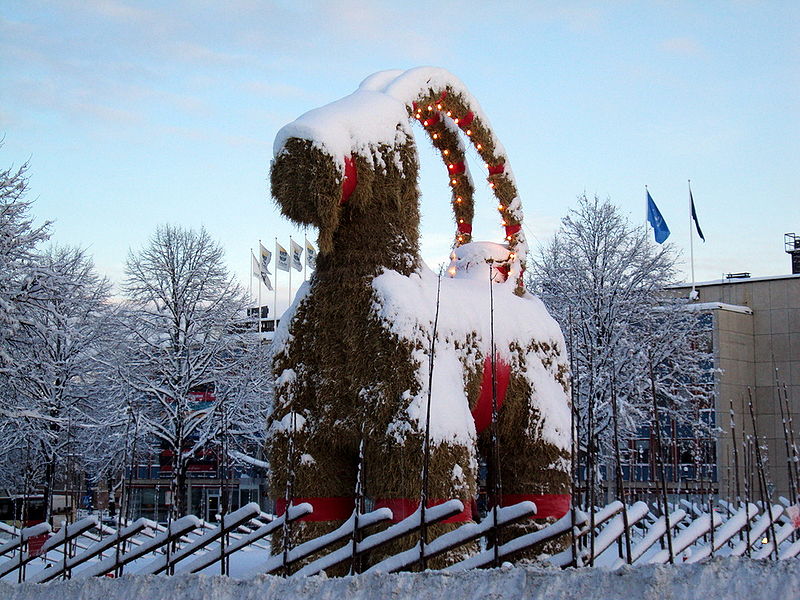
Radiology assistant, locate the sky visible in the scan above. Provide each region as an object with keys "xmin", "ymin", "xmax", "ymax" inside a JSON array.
[{"xmin": 1, "ymin": 1, "xmax": 798, "ymax": 316}]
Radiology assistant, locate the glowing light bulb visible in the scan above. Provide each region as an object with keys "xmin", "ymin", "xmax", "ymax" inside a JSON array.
[
  {"xmin": 443, "ymin": 149, "xmax": 449, "ymax": 155},
  {"xmin": 454, "ymin": 118, "xmax": 460, "ymax": 124},
  {"xmin": 476, "ymin": 144, "xmax": 482, "ymax": 150},
  {"xmin": 428, "ymin": 105, "xmax": 433, "ymax": 111},
  {"xmin": 448, "ymin": 266, "xmax": 457, "ymax": 277},
  {"xmin": 432, "ymin": 133, "xmax": 438, "ymax": 139},
  {"xmin": 506, "ymin": 235, "xmax": 513, "ymax": 241},
  {"xmin": 456, "ymin": 197, "xmax": 462, "ymax": 203},
  {"xmin": 489, "ymin": 182, "xmax": 495, "ymax": 188},
  {"xmin": 451, "ymin": 179, "xmax": 458, "ymax": 185},
  {"xmin": 466, "ymin": 129, "xmax": 472, "ymax": 136},
  {"xmin": 437, "ymin": 103, "xmax": 443, "ymax": 109},
  {"xmin": 447, "ymin": 111, "xmax": 452, "ymax": 117},
  {"xmin": 498, "ymin": 204, "xmax": 504, "ymax": 210}
]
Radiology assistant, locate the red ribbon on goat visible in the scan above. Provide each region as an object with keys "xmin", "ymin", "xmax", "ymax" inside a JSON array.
[
  {"xmin": 504, "ymin": 223, "xmax": 521, "ymax": 238},
  {"xmin": 471, "ymin": 355, "xmax": 511, "ymax": 434},
  {"xmin": 448, "ymin": 161, "xmax": 466, "ymax": 175},
  {"xmin": 458, "ymin": 111, "xmax": 475, "ymax": 127},
  {"xmin": 340, "ymin": 156, "xmax": 357, "ymax": 205},
  {"xmin": 494, "ymin": 494, "xmax": 571, "ymax": 519},
  {"xmin": 422, "ymin": 113, "xmax": 440, "ymax": 127},
  {"xmin": 275, "ymin": 496, "xmax": 354, "ymax": 521},
  {"xmin": 374, "ymin": 498, "xmax": 473, "ymax": 523}
]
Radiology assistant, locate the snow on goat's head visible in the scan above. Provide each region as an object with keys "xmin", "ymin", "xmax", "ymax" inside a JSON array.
[{"xmin": 270, "ymin": 84, "xmax": 417, "ymax": 255}]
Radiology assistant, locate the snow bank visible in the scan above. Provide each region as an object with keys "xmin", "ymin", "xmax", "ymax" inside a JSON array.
[{"xmin": 3, "ymin": 558, "xmax": 797, "ymax": 600}]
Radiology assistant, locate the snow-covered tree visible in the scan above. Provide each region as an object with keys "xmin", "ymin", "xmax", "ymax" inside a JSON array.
[
  {"xmin": 528, "ymin": 194, "xmax": 715, "ymax": 496},
  {"xmin": 0, "ymin": 245, "xmax": 116, "ymax": 519},
  {"xmin": 117, "ymin": 224, "xmax": 267, "ymax": 518},
  {"xmin": 0, "ymin": 151, "xmax": 51, "ymax": 371}
]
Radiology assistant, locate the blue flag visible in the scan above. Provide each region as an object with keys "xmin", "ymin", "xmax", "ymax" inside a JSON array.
[{"xmin": 646, "ymin": 190, "xmax": 670, "ymax": 244}]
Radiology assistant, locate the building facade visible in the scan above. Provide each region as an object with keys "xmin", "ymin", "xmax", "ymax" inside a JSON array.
[{"xmin": 670, "ymin": 274, "xmax": 800, "ymax": 502}]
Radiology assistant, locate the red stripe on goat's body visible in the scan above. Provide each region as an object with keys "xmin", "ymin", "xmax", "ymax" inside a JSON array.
[
  {"xmin": 471, "ymin": 355, "xmax": 511, "ymax": 434},
  {"xmin": 275, "ymin": 497, "xmax": 354, "ymax": 521},
  {"xmin": 340, "ymin": 156, "xmax": 357, "ymax": 205},
  {"xmin": 374, "ymin": 498, "xmax": 473, "ymax": 523},
  {"xmin": 496, "ymin": 494, "xmax": 571, "ymax": 519}
]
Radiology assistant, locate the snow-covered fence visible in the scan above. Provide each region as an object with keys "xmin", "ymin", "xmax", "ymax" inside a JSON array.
[
  {"xmin": 177, "ymin": 503, "xmax": 312, "ymax": 575},
  {"xmin": 31, "ymin": 518, "xmax": 155, "ymax": 584},
  {"xmin": 297, "ymin": 500, "xmax": 467, "ymax": 576},
  {"xmin": 0, "ymin": 523, "xmax": 51, "ymax": 560},
  {"xmin": 4, "ymin": 497, "xmax": 800, "ymax": 585},
  {"xmin": 73, "ymin": 515, "xmax": 203, "ymax": 579},
  {"xmin": 137, "ymin": 503, "xmax": 264, "ymax": 576},
  {"xmin": 0, "ymin": 522, "xmax": 51, "ymax": 583},
  {"xmin": 364, "ymin": 501, "xmax": 538, "ymax": 574}
]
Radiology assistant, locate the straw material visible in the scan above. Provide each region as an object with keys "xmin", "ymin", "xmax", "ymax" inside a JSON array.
[{"xmin": 268, "ymin": 74, "xmax": 571, "ymax": 568}]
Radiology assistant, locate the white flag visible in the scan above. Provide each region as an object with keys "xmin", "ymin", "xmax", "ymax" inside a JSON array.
[
  {"xmin": 290, "ymin": 239, "xmax": 303, "ymax": 272},
  {"xmin": 251, "ymin": 252, "xmax": 260, "ymax": 278},
  {"xmin": 276, "ymin": 241, "xmax": 290, "ymax": 272},
  {"xmin": 305, "ymin": 238, "xmax": 317, "ymax": 270},
  {"xmin": 252, "ymin": 251, "xmax": 272, "ymax": 290},
  {"xmin": 259, "ymin": 242, "xmax": 272, "ymax": 275}
]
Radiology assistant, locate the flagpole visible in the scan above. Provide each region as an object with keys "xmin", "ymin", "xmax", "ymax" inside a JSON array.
[
  {"xmin": 257, "ymin": 241, "xmax": 263, "ymax": 332},
  {"xmin": 274, "ymin": 238, "xmax": 279, "ymax": 332},
  {"xmin": 689, "ymin": 180, "xmax": 696, "ymax": 299},
  {"xmin": 288, "ymin": 236, "xmax": 293, "ymax": 312}
]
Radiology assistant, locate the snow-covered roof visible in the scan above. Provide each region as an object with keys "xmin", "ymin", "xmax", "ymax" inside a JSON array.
[
  {"xmin": 682, "ymin": 302, "xmax": 753, "ymax": 315},
  {"xmin": 669, "ymin": 272, "xmax": 800, "ymax": 288}
]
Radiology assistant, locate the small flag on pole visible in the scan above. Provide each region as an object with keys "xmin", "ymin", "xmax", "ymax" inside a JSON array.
[
  {"xmin": 690, "ymin": 189, "xmax": 705, "ymax": 242},
  {"xmin": 251, "ymin": 252, "xmax": 260, "ymax": 279},
  {"xmin": 646, "ymin": 189, "xmax": 670, "ymax": 244},
  {"xmin": 290, "ymin": 239, "xmax": 303, "ymax": 272},
  {"xmin": 252, "ymin": 250, "xmax": 272, "ymax": 290},
  {"xmin": 305, "ymin": 238, "xmax": 317, "ymax": 270},
  {"xmin": 276, "ymin": 241, "xmax": 290, "ymax": 272},
  {"xmin": 259, "ymin": 242, "xmax": 272, "ymax": 275}
]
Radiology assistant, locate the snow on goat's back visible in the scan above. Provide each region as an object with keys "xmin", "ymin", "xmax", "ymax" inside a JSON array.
[{"xmin": 372, "ymin": 263, "xmax": 570, "ymax": 450}]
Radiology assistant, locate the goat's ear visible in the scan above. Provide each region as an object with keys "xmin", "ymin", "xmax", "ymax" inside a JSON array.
[{"xmin": 271, "ymin": 138, "xmax": 341, "ymax": 254}]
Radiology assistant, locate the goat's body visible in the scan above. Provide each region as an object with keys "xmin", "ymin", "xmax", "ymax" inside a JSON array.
[{"xmin": 267, "ymin": 69, "xmax": 571, "ymax": 568}]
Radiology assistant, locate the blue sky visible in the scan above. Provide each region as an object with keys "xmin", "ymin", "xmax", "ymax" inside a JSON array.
[{"xmin": 2, "ymin": 1, "xmax": 798, "ymax": 314}]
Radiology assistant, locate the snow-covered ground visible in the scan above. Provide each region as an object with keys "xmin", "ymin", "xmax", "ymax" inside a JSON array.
[{"xmin": 1, "ymin": 557, "xmax": 797, "ymax": 600}]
